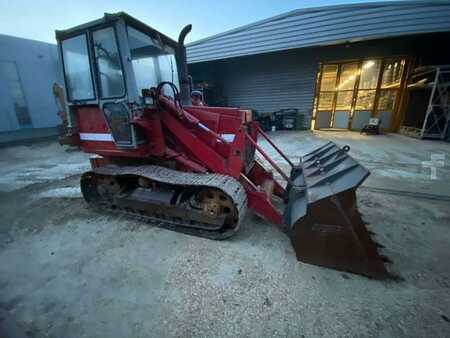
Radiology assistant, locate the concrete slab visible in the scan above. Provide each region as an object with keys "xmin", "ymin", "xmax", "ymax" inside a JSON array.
[{"xmin": 0, "ymin": 132, "xmax": 449, "ymax": 337}]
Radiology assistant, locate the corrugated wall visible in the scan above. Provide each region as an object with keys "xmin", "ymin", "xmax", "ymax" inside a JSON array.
[
  {"xmin": 216, "ymin": 50, "xmax": 318, "ymax": 128},
  {"xmin": 0, "ymin": 34, "xmax": 61, "ymax": 133},
  {"xmin": 187, "ymin": 1, "xmax": 450, "ymax": 63}
]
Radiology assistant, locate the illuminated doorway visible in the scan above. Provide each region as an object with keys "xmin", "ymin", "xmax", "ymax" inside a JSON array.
[{"xmin": 313, "ymin": 57, "xmax": 406, "ymax": 131}]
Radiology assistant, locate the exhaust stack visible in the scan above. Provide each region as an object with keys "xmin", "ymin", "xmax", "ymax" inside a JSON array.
[{"xmin": 177, "ymin": 24, "xmax": 192, "ymax": 106}]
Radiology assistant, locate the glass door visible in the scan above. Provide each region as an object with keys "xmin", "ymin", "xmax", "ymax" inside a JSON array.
[
  {"xmin": 375, "ymin": 59, "xmax": 406, "ymax": 129},
  {"xmin": 351, "ymin": 60, "xmax": 381, "ymax": 130},
  {"xmin": 315, "ymin": 64, "xmax": 338, "ymax": 128},
  {"xmin": 91, "ymin": 26, "xmax": 132, "ymax": 145},
  {"xmin": 333, "ymin": 62, "xmax": 358, "ymax": 129}
]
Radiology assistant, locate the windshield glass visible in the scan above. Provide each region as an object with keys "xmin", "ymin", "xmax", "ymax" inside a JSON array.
[
  {"xmin": 127, "ymin": 26, "xmax": 179, "ymax": 98},
  {"xmin": 92, "ymin": 27, "xmax": 126, "ymax": 98},
  {"xmin": 61, "ymin": 34, "xmax": 95, "ymax": 101}
]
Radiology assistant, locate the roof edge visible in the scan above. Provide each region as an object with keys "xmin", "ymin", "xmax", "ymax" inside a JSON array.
[
  {"xmin": 187, "ymin": 30, "xmax": 450, "ymax": 64},
  {"xmin": 187, "ymin": 0, "xmax": 449, "ymax": 47},
  {"xmin": 0, "ymin": 33, "xmax": 57, "ymax": 46}
]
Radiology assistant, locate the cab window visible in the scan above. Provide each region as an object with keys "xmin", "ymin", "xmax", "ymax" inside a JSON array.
[
  {"xmin": 61, "ymin": 34, "xmax": 95, "ymax": 101},
  {"xmin": 127, "ymin": 26, "xmax": 179, "ymax": 98},
  {"xmin": 92, "ymin": 27, "xmax": 126, "ymax": 98}
]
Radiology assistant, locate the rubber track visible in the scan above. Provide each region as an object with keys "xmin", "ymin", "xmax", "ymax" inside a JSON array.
[{"xmin": 82, "ymin": 165, "xmax": 248, "ymax": 240}]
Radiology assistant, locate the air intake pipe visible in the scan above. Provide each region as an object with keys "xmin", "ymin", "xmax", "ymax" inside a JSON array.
[{"xmin": 177, "ymin": 24, "xmax": 192, "ymax": 106}]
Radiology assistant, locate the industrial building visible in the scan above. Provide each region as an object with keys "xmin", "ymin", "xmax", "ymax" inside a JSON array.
[
  {"xmin": 0, "ymin": 34, "xmax": 60, "ymax": 144},
  {"xmin": 187, "ymin": 1, "xmax": 450, "ymax": 135}
]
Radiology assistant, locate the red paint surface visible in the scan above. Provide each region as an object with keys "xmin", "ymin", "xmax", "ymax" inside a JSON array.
[{"xmin": 72, "ymin": 101, "xmax": 288, "ymax": 225}]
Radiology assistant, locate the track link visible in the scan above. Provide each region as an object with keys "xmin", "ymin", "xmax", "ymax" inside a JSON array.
[{"xmin": 80, "ymin": 165, "xmax": 247, "ymax": 239}]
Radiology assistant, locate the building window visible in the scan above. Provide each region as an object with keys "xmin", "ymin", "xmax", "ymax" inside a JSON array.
[
  {"xmin": 314, "ymin": 57, "xmax": 406, "ymax": 130},
  {"xmin": 359, "ymin": 60, "xmax": 381, "ymax": 89},
  {"xmin": 381, "ymin": 59, "xmax": 405, "ymax": 88},
  {"xmin": 377, "ymin": 90, "xmax": 397, "ymax": 111},
  {"xmin": 318, "ymin": 92, "xmax": 334, "ymax": 110},
  {"xmin": 337, "ymin": 63, "xmax": 358, "ymax": 90},
  {"xmin": 320, "ymin": 64, "xmax": 338, "ymax": 90},
  {"xmin": 336, "ymin": 91, "xmax": 353, "ymax": 110},
  {"xmin": 355, "ymin": 90, "xmax": 376, "ymax": 110}
]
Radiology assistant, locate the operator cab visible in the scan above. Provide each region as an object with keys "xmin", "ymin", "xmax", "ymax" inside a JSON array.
[{"xmin": 56, "ymin": 12, "xmax": 181, "ymax": 148}]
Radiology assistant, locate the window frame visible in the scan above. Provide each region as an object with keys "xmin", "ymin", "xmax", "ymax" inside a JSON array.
[
  {"xmin": 126, "ymin": 24, "xmax": 162, "ymax": 96},
  {"xmin": 91, "ymin": 25, "xmax": 127, "ymax": 100},
  {"xmin": 59, "ymin": 32, "xmax": 97, "ymax": 103},
  {"xmin": 315, "ymin": 63, "xmax": 338, "ymax": 112},
  {"xmin": 126, "ymin": 24, "xmax": 180, "ymax": 97},
  {"xmin": 102, "ymin": 101, "xmax": 133, "ymax": 145},
  {"xmin": 376, "ymin": 89, "xmax": 398, "ymax": 112}
]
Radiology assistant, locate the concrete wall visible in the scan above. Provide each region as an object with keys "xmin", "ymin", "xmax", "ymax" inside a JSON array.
[{"xmin": 0, "ymin": 34, "xmax": 61, "ymax": 143}]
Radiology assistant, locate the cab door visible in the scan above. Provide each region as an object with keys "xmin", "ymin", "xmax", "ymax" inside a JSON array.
[{"xmin": 91, "ymin": 26, "xmax": 133, "ymax": 146}]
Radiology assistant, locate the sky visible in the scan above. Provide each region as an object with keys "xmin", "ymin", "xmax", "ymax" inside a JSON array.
[{"xmin": 0, "ymin": 0, "xmax": 395, "ymax": 44}]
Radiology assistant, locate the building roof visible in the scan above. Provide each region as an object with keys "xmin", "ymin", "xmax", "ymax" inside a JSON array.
[{"xmin": 186, "ymin": 1, "xmax": 450, "ymax": 63}]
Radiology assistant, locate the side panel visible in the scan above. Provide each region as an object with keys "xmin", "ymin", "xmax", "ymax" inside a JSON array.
[
  {"xmin": 185, "ymin": 106, "xmax": 243, "ymax": 135},
  {"xmin": 75, "ymin": 106, "xmax": 149, "ymax": 157}
]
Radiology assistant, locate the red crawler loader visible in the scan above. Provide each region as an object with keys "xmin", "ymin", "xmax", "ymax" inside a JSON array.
[{"xmin": 56, "ymin": 12, "xmax": 389, "ymax": 278}]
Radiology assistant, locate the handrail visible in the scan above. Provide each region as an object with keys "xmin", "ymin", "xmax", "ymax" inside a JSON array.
[
  {"xmin": 245, "ymin": 132, "xmax": 292, "ymax": 184},
  {"xmin": 256, "ymin": 125, "xmax": 294, "ymax": 167}
]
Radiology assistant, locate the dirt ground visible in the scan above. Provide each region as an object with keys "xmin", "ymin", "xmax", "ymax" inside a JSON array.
[{"xmin": 0, "ymin": 131, "xmax": 449, "ymax": 337}]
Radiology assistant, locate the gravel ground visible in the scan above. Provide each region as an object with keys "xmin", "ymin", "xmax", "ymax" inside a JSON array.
[{"xmin": 0, "ymin": 131, "xmax": 449, "ymax": 337}]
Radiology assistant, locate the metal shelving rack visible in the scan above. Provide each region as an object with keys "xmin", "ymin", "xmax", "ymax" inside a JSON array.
[{"xmin": 400, "ymin": 65, "xmax": 450, "ymax": 139}]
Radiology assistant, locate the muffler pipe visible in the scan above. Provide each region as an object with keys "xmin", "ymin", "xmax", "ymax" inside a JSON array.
[{"xmin": 177, "ymin": 24, "xmax": 192, "ymax": 106}]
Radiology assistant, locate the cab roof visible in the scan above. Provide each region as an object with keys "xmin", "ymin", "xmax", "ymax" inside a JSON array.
[{"xmin": 55, "ymin": 12, "xmax": 178, "ymax": 49}]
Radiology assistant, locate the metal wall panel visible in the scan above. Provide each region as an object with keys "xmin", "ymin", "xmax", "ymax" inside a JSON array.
[
  {"xmin": 0, "ymin": 34, "xmax": 61, "ymax": 132},
  {"xmin": 214, "ymin": 51, "xmax": 318, "ymax": 129},
  {"xmin": 187, "ymin": 1, "xmax": 450, "ymax": 63}
]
